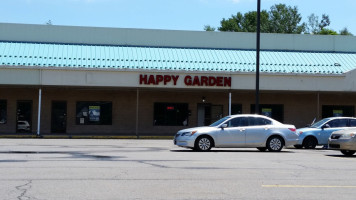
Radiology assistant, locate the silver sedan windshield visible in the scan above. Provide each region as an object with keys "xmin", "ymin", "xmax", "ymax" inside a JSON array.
[
  {"xmin": 209, "ymin": 116, "xmax": 230, "ymax": 127},
  {"xmin": 310, "ymin": 118, "xmax": 330, "ymax": 128}
]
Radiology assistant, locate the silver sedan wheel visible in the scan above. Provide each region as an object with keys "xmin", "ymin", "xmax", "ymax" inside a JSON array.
[
  {"xmin": 197, "ymin": 137, "xmax": 212, "ymax": 151},
  {"xmin": 267, "ymin": 137, "xmax": 283, "ymax": 152}
]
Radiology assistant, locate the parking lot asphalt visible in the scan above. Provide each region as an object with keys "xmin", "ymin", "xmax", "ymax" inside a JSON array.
[{"xmin": 0, "ymin": 139, "xmax": 355, "ymax": 200}]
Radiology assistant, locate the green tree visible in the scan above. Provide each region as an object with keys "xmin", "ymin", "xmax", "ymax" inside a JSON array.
[
  {"xmin": 305, "ymin": 14, "xmax": 341, "ymax": 35},
  {"xmin": 268, "ymin": 4, "xmax": 305, "ymax": 33},
  {"xmin": 204, "ymin": 25, "xmax": 216, "ymax": 31},
  {"xmin": 340, "ymin": 27, "xmax": 353, "ymax": 36},
  {"xmin": 319, "ymin": 14, "xmax": 330, "ymax": 30},
  {"xmin": 217, "ymin": 4, "xmax": 304, "ymax": 34},
  {"xmin": 45, "ymin": 20, "xmax": 53, "ymax": 25},
  {"xmin": 218, "ymin": 11, "xmax": 269, "ymax": 32},
  {"xmin": 214, "ymin": 3, "xmax": 349, "ymax": 35},
  {"xmin": 306, "ymin": 14, "xmax": 319, "ymax": 34},
  {"xmin": 241, "ymin": 11, "xmax": 270, "ymax": 32},
  {"xmin": 218, "ymin": 12, "xmax": 244, "ymax": 32},
  {"xmin": 319, "ymin": 28, "xmax": 338, "ymax": 35}
]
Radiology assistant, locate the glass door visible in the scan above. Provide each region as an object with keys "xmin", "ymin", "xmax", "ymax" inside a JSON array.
[
  {"xmin": 197, "ymin": 104, "xmax": 223, "ymax": 126},
  {"xmin": 51, "ymin": 101, "xmax": 67, "ymax": 133},
  {"xmin": 16, "ymin": 101, "xmax": 32, "ymax": 133}
]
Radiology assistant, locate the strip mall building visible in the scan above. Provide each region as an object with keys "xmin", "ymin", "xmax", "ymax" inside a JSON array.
[{"xmin": 1, "ymin": 23, "xmax": 356, "ymax": 136}]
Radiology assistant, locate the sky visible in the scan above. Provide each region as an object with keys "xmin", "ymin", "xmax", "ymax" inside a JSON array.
[{"xmin": 0, "ymin": 0, "xmax": 355, "ymax": 34}]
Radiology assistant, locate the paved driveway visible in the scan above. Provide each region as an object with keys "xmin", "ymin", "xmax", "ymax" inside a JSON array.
[{"xmin": 0, "ymin": 139, "xmax": 355, "ymax": 200}]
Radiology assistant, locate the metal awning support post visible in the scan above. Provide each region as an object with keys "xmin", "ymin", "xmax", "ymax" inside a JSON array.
[
  {"xmin": 136, "ymin": 88, "xmax": 139, "ymax": 139},
  {"xmin": 37, "ymin": 88, "xmax": 42, "ymax": 137},
  {"xmin": 229, "ymin": 92, "xmax": 232, "ymax": 116},
  {"xmin": 317, "ymin": 92, "xmax": 320, "ymax": 119}
]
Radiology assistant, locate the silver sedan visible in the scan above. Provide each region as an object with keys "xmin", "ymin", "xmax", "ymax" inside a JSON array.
[
  {"xmin": 174, "ymin": 114, "xmax": 298, "ymax": 152},
  {"xmin": 329, "ymin": 128, "xmax": 356, "ymax": 156}
]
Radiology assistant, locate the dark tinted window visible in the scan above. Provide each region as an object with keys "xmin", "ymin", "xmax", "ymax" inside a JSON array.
[
  {"xmin": 154, "ymin": 103, "xmax": 189, "ymax": 126},
  {"xmin": 231, "ymin": 104, "xmax": 242, "ymax": 115},
  {"xmin": 327, "ymin": 119, "xmax": 348, "ymax": 128},
  {"xmin": 76, "ymin": 101, "xmax": 112, "ymax": 125},
  {"xmin": 0, "ymin": 100, "xmax": 6, "ymax": 124},
  {"xmin": 322, "ymin": 105, "xmax": 354, "ymax": 118},
  {"xmin": 226, "ymin": 117, "xmax": 248, "ymax": 127},
  {"xmin": 248, "ymin": 117, "xmax": 272, "ymax": 126},
  {"xmin": 349, "ymin": 119, "xmax": 356, "ymax": 127},
  {"xmin": 250, "ymin": 104, "xmax": 284, "ymax": 122}
]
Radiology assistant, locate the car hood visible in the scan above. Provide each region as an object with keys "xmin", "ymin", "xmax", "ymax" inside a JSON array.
[
  {"xmin": 297, "ymin": 127, "xmax": 319, "ymax": 133},
  {"xmin": 178, "ymin": 126, "xmax": 217, "ymax": 133}
]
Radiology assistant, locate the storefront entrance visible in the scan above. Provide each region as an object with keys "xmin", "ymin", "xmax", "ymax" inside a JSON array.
[
  {"xmin": 16, "ymin": 101, "xmax": 32, "ymax": 133},
  {"xmin": 51, "ymin": 101, "xmax": 67, "ymax": 133},
  {"xmin": 197, "ymin": 104, "xmax": 223, "ymax": 126}
]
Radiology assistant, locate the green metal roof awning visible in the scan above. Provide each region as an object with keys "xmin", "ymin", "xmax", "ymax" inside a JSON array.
[{"xmin": 1, "ymin": 41, "xmax": 356, "ymax": 74}]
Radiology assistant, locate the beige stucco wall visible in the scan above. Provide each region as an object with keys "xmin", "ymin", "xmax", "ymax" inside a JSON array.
[
  {"xmin": 0, "ymin": 67, "xmax": 355, "ymax": 92},
  {"xmin": 1, "ymin": 87, "xmax": 356, "ymax": 135}
]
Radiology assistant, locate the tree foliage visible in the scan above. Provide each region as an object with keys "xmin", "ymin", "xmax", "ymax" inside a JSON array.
[
  {"xmin": 306, "ymin": 14, "xmax": 319, "ymax": 34},
  {"xmin": 211, "ymin": 3, "xmax": 352, "ymax": 36},
  {"xmin": 217, "ymin": 4, "xmax": 304, "ymax": 34},
  {"xmin": 45, "ymin": 20, "xmax": 53, "ymax": 25},
  {"xmin": 319, "ymin": 14, "xmax": 330, "ymax": 30},
  {"xmin": 241, "ymin": 11, "xmax": 270, "ymax": 32},
  {"xmin": 319, "ymin": 28, "xmax": 338, "ymax": 35},
  {"xmin": 204, "ymin": 25, "xmax": 216, "ymax": 31},
  {"xmin": 340, "ymin": 28, "xmax": 353, "ymax": 36},
  {"xmin": 268, "ymin": 4, "xmax": 304, "ymax": 33},
  {"xmin": 218, "ymin": 11, "xmax": 269, "ymax": 32},
  {"xmin": 305, "ymin": 14, "xmax": 330, "ymax": 34},
  {"xmin": 305, "ymin": 14, "xmax": 352, "ymax": 35},
  {"xmin": 219, "ymin": 12, "xmax": 244, "ymax": 32}
]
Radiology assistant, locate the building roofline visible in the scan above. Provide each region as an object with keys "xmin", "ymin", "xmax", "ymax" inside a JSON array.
[
  {"xmin": 1, "ymin": 22, "xmax": 356, "ymax": 53},
  {"xmin": 2, "ymin": 40, "xmax": 356, "ymax": 54},
  {"xmin": 0, "ymin": 65, "xmax": 347, "ymax": 78}
]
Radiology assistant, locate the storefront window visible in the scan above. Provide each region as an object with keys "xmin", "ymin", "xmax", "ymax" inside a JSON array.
[
  {"xmin": 322, "ymin": 105, "xmax": 355, "ymax": 118},
  {"xmin": 76, "ymin": 101, "xmax": 112, "ymax": 125},
  {"xmin": 251, "ymin": 104, "xmax": 284, "ymax": 122},
  {"xmin": 154, "ymin": 103, "xmax": 189, "ymax": 126},
  {"xmin": 231, "ymin": 104, "xmax": 242, "ymax": 115},
  {"xmin": 0, "ymin": 100, "xmax": 6, "ymax": 124}
]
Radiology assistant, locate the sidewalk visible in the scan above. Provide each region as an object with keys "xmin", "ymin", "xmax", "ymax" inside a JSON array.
[{"xmin": 0, "ymin": 133, "xmax": 173, "ymax": 139}]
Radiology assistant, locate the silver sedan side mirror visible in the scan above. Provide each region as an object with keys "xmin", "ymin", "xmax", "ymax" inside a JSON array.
[
  {"xmin": 322, "ymin": 124, "xmax": 330, "ymax": 130},
  {"xmin": 220, "ymin": 124, "xmax": 228, "ymax": 129}
]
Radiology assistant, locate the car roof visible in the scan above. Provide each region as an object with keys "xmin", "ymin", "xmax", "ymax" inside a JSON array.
[
  {"xmin": 229, "ymin": 114, "xmax": 270, "ymax": 118},
  {"xmin": 324, "ymin": 117, "xmax": 356, "ymax": 120}
]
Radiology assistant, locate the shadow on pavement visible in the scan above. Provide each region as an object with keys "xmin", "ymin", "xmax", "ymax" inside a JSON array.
[{"xmin": 170, "ymin": 149, "xmax": 294, "ymax": 153}]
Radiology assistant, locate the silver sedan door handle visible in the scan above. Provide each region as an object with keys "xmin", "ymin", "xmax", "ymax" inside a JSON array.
[{"xmin": 240, "ymin": 128, "xmax": 245, "ymax": 132}]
